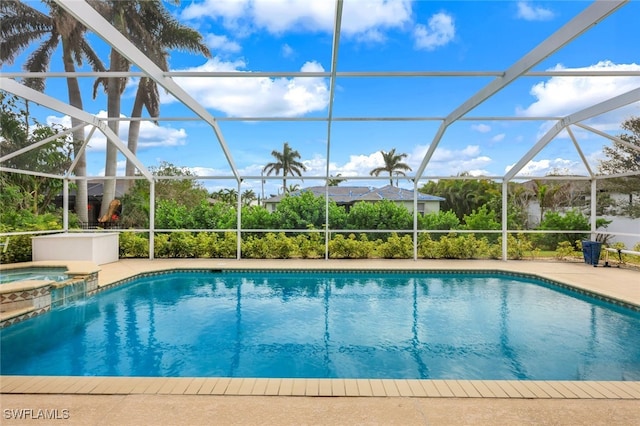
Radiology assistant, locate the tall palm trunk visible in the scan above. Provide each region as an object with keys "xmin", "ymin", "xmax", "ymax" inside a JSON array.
[
  {"xmin": 62, "ymin": 41, "xmax": 88, "ymax": 223},
  {"xmin": 124, "ymin": 84, "xmax": 145, "ymax": 192},
  {"xmin": 100, "ymin": 47, "xmax": 123, "ymax": 217}
]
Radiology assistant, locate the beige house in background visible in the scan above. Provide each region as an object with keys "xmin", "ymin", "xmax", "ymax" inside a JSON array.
[{"xmin": 263, "ymin": 185, "xmax": 444, "ymax": 214}]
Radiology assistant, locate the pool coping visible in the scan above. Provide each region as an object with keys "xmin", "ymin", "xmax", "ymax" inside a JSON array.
[
  {"xmin": 2, "ymin": 375, "xmax": 640, "ymax": 399},
  {"xmin": 2, "ymin": 258, "xmax": 639, "ymax": 400}
]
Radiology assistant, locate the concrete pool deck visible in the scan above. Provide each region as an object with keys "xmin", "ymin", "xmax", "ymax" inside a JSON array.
[{"xmin": 2, "ymin": 258, "xmax": 639, "ymax": 425}]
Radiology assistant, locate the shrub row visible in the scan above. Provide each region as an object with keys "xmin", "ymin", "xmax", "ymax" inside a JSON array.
[{"xmin": 118, "ymin": 231, "xmax": 538, "ymax": 260}]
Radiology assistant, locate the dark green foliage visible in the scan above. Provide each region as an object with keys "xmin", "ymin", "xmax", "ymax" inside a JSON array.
[
  {"xmin": 419, "ymin": 176, "xmax": 501, "ymax": 220},
  {"xmin": 462, "ymin": 204, "xmax": 501, "ymax": 242},
  {"xmin": 241, "ymin": 205, "xmax": 275, "ymax": 230},
  {"xmin": 533, "ymin": 210, "xmax": 590, "ymax": 250},
  {"xmin": 272, "ymin": 191, "xmax": 347, "ymax": 229},
  {"xmin": 418, "ymin": 210, "xmax": 460, "ymax": 231},
  {"xmin": 346, "ymin": 200, "xmax": 412, "ymax": 239}
]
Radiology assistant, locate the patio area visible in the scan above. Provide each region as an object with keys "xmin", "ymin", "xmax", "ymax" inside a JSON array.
[{"xmin": 1, "ymin": 258, "xmax": 639, "ymax": 424}]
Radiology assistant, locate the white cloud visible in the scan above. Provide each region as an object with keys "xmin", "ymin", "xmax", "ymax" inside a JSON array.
[
  {"xmin": 166, "ymin": 58, "xmax": 329, "ymax": 117},
  {"xmin": 505, "ymin": 158, "xmax": 583, "ymax": 176},
  {"xmin": 472, "ymin": 123, "xmax": 491, "ymax": 133},
  {"xmin": 413, "ymin": 12, "xmax": 455, "ymax": 51},
  {"xmin": 518, "ymin": 61, "xmax": 640, "ymax": 133},
  {"xmin": 491, "ymin": 133, "xmax": 506, "ymax": 143},
  {"xmin": 281, "ymin": 43, "xmax": 295, "ymax": 58},
  {"xmin": 46, "ymin": 111, "xmax": 188, "ymax": 152},
  {"xmin": 516, "ymin": 1, "xmax": 554, "ymax": 21},
  {"xmin": 205, "ymin": 33, "xmax": 242, "ymax": 53},
  {"xmin": 182, "ymin": 0, "xmax": 412, "ymax": 41}
]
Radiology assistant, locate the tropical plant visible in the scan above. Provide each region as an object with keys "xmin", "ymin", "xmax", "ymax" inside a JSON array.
[
  {"xmin": 93, "ymin": 0, "xmax": 210, "ymax": 212},
  {"xmin": 123, "ymin": 3, "xmax": 210, "ymax": 191},
  {"xmin": 262, "ymin": 142, "xmax": 307, "ymax": 193},
  {"xmin": 0, "ymin": 0, "xmax": 106, "ymax": 223},
  {"xmin": 369, "ymin": 148, "xmax": 412, "ymax": 186},
  {"xmin": 0, "ymin": 92, "xmax": 72, "ymax": 215},
  {"xmin": 419, "ymin": 175, "xmax": 501, "ymax": 220}
]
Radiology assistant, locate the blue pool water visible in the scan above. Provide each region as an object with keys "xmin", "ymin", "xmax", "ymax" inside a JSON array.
[
  {"xmin": 0, "ymin": 267, "xmax": 69, "ymax": 284},
  {"xmin": 1, "ymin": 270, "xmax": 639, "ymax": 380}
]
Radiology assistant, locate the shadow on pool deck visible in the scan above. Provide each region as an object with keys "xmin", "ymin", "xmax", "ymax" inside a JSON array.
[{"xmin": 2, "ymin": 258, "xmax": 639, "ymax": 425}]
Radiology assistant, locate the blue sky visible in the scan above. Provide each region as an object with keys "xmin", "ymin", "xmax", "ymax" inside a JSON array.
[{"xmin": 3, "ymin": 0, "xmax": 640, "ymax": 197}]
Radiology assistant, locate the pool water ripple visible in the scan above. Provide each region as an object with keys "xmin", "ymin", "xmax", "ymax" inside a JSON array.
[{"xmin": 1, "ymin": 270, "xmax": 639, "ymax": 380}]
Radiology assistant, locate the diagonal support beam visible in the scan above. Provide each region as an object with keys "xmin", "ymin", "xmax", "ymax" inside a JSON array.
[
  {"xmin": 0, "ymin": 77, "xmax": 153, "ymax": 181},
  {"xmin": 53, "ymin": 0, "xmax": 240, "ymax": 182},
  {"xmin": 504, "ymin": 87, "xmax": 640, "ymax": 180},
  {"xmin": 414, "ymin": 0, "xmax": 628, "ymax": 179}
]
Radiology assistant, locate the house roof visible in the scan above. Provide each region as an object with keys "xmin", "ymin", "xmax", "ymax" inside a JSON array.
[{"xmin": 264, "ymin": 185, "xmax": 445, "ymax": 204}]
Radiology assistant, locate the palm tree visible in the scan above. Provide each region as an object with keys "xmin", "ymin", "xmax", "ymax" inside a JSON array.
[
  {"xmin": 0, "ymin": 0, "xmax": 106, "ymax": 223},
  {"xmin": 94, "ymin": 0, "xmax": 209, "ymax": 214},
  {"xmin": 123, "ymin": 4, "xmax": 210, "ymax": 191},
  {"xmin": 369, "ymin": 148, "xmax": 412, "ymax": 186},
  {"xmin": 241, "ymin": 189, "xmax": 257, "ymax": 206},
  {"xmin": 262, "ymin": 142, "xmax": 307, "ymax": 193},
  {"xmin": 327, "ymin": 173, "xmax": 344, "ymax": 186}
]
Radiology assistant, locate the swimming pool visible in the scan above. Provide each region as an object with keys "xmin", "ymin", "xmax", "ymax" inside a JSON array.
[
  {"xmin": 1, "ymin": 270, "xmax": 639, "ymax": 380},
  {"xmin": 0, "ymin": 267, "xmax": 69, "ymax": 284}
]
